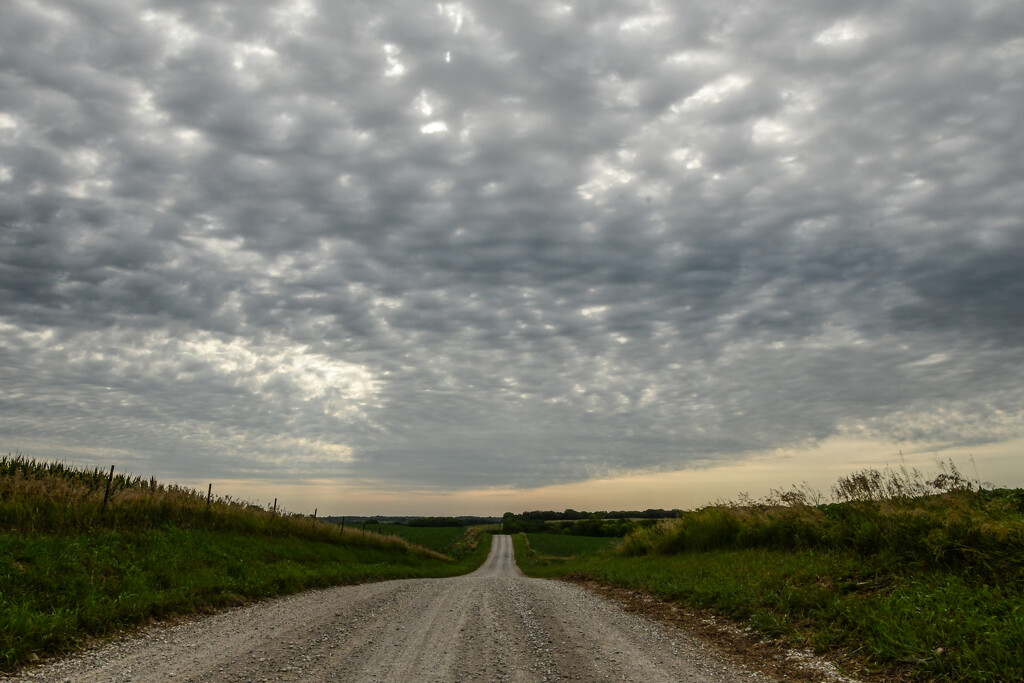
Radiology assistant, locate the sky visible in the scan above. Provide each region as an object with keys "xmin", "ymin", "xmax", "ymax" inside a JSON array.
[{"xmin": 2, "ymin": 0, "xmax": 1023, "ymax": 516}]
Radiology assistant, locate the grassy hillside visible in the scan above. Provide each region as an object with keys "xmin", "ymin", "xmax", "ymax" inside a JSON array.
[
  {"xmin": 512, "ymin": 464, "xmax": 1024, "ymax": 682},
  {"xmin": 0, "ymin": 454, "xmax": 491, "ymax": 672}
]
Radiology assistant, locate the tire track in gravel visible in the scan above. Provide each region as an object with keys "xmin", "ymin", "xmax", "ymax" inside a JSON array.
[{"xmin": 13, "ymin": 536, "xmax": 775, "ymax": 682}]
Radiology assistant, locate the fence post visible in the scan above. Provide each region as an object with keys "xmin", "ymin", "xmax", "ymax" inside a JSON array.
[
  {"xmin": 313, "ymin": 508, "xmax": 317, "ymax": 519},
  {"xmin": 340, "ymin": 516, "xmax": 345, "ymax": 533},
  {"xmin": 101, "ymin": 465, "xmax": 115, "ymax": 512},
  {"xmin": 273, "ymin": 498, "xmax": 277, "ymax": 515},
  {"xmin": 206, "ymin": 483, "xmax": 212, "ymax": 511}
]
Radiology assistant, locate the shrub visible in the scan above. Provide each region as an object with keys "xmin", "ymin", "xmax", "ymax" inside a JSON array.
[{"xmin": 616, "ymin": 462, "xmax": 1024, "ymax": 576}]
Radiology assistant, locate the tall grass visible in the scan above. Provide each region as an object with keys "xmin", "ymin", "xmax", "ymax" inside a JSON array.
[
  {"xmin": 0, "ymin": 453, "xmax": 428, "ymax": 552},
  {"xmin": 620, "ymin": 460, "xmax": 1024, "ymax": 577}
]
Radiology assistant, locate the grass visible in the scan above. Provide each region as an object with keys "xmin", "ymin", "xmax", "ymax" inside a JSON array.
[
  {"xmin": 519, "ymin": 532, "xmax": 620, "ymax": 565},
  {"xmin": 518, "ymin": 548, "xmax": 1024, "ymax": 680},
  {"xmin": 0, "ymin": 454, "xmax": 491, "ymax": 672},
  {"xmin": 511, "ymin": 462, "xmax": 1024, "ymax": 682},
  {"xmin": 0, "ymin": 454, "xmax": 364, "ymax": 538},
  {"xmin": 360, "ymin": 523, "xmax": 468, "ymax": 553}
]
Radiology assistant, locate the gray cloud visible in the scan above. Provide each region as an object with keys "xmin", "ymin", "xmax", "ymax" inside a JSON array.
[{"xmin": 1, "ymin": 0, "xmax": 1022, "ymax": 490}]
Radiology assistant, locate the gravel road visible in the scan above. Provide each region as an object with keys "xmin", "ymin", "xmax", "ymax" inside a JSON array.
[{"xmin": 13, "ymin": 536, "xmax": 773, "ymax": 682}]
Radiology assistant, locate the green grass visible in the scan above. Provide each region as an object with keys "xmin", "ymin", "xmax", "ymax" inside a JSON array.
[
  {"xmin": 361, "ymin": 524, "xmax": 467, "ymax": 553},
  {"xmin": 525, "ymin": 533, "xmax": 620, "ymax": 558},
  {"xmin": 0, "ymin": 528, "xmax": 492, "ymax": 670},
  {"xmin": 0, "ymin": 454, "xmax": 492, "ymax": 672},
  {"xmin": 514, "ymin": 546, "xmax": 1024, "ymax": 681}
]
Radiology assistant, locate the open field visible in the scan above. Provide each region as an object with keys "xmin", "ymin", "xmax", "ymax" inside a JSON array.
[
  {"xmin": 511, "ymin": 465, "xmax": 1024, "ymax": 681},
  {"xmin": 0, "ymin": 455, "xmax": 491, "ymax": 672},
  {"xmin": 521, "ymin": 532, "xmax": 621, "ymax": 561},
  {"xmin": 359, "ymin": 523, "xmax": 467, "ymax": 553}
]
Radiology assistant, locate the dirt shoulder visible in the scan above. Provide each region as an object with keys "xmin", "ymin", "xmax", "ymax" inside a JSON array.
[{"xmin": 562, "ymin": 575, "xmax": 918, "ymax": 683}]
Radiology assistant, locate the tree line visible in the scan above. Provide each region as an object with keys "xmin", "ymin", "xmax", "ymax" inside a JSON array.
[{"xmin": 500, "ymin": 509, "xmax": 682, "ymax": 537}]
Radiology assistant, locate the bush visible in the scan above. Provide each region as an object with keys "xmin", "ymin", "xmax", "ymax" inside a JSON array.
[{"xmin": 617, "ymin": 463, "xmax": 1024, "ymax": 577}]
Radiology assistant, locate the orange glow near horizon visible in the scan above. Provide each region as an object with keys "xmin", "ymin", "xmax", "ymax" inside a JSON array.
[{"xmin": 179, "ymin": 436, "xmax": 1024, "ymax": 517}]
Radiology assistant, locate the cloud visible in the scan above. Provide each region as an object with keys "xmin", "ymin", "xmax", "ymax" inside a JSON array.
[{"xmin": 1, "ymin": 0, "xmax": 1022, "ymax": 492}]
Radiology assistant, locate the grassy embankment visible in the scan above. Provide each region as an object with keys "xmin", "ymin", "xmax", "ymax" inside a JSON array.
[
  {"xmin": 0, "ymin": 454, "xmax": 491, "ymax": 672},
  {"xmin": 512, "ymin": 463, "xmax": 1024, "ymax": 682}
]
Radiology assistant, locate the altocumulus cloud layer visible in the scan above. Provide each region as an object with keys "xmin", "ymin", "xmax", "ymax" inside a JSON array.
[{"xmin": 1, "ymin": 0, "xmax": 1023, "ymax": 490}]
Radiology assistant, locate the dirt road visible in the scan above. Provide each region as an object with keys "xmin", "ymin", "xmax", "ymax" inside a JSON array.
[{"xmin": 14, "ymin": 536, "xmax": 772, "ymax": 682}]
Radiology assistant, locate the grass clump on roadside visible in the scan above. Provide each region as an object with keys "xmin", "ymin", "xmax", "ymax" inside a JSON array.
[
  {"xmin": 0, "ymin": 454, "xmax": 492, "ymax": 672},
  {"xmin": 513, "ymin": 461, "xmax": 1024, "ymax": 681}
]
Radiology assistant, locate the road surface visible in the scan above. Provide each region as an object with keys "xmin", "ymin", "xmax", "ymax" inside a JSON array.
[{"xmin": 14, "ymin": 535, "xmax": 772, "ymax": 682}]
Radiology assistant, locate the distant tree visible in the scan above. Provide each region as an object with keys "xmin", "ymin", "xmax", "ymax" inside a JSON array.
[{"xmin": 407, "ymin": 516, "xmax": 464, "ymax": 527}]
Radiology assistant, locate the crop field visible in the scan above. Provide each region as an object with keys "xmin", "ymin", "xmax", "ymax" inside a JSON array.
[
  {"xmin": 361, "ymin": 523, "xmax": 466, "ymax": 553},
  {"xmin": 524, "ymin": 533, "xmax": 620, "ymax": 558}
]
